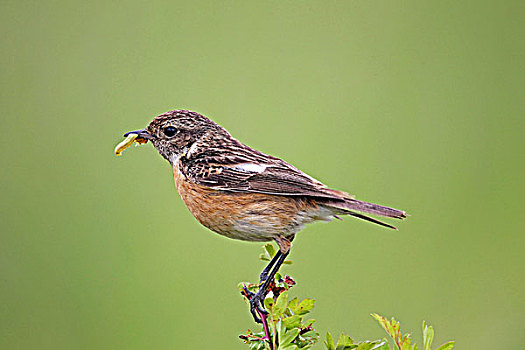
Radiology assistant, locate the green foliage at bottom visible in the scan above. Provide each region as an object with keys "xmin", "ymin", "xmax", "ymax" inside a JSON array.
[{"xmin": 239, "ymin": 244, "xmax": 455, "ymax": 350}]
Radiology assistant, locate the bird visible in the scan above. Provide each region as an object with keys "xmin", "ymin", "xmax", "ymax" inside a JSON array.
[{"xmin": 118, "ymin": 109, "xmax": 406, "ymax": 322}]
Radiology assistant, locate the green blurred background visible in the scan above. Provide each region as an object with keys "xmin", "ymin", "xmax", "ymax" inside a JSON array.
[{"xmin": 2, "ymin": 1, "xmax": 523, "ymax": 349}]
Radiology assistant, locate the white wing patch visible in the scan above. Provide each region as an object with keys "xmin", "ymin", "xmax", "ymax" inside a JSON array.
[
  {"xmin": 186, "ymin": 142, "xmax": 200, "ymax": 158},
  {"xmin": 232, "ymin": 163, "xmax": 268, "ymax": 173}
]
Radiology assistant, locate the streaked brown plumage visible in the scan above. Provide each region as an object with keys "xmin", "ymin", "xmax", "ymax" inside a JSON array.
[{"xmin": 121, "ymin": 109, "xmax": 406, "ymax": 323}]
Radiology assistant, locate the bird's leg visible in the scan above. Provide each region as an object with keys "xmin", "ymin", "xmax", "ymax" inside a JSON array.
[
  {"xmin": 249, "ymin": 251, "xmax": 289, "ymax": 322},
  {"xmin": 257, "ymin": 251, "xmax": 289, "ymax": 297},
  {"xmin": 259, "ymin": 250, "xmax": 282, "ymax": 283},
  {"xmin": 249, "ymin": 235, "xmax": 293, "ymax": 323}
]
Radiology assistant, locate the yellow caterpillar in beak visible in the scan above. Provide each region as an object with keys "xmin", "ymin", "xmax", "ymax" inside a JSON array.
[{"xmin": 114, "ymin": 134, "xmax": 147, "ymax": 156}]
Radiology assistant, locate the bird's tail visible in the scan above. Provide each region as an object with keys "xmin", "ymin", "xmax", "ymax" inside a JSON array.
[{"xmin": 323, "ymin": 198, "xmax": 406, "ymax": 230}]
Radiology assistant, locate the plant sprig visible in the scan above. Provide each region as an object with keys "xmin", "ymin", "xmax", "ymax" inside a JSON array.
[{"xmin": 239, "ymin": 244, "xmax": 455, "ymax": 350}]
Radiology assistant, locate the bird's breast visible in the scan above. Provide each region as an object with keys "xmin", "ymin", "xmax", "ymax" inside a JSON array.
[{"xmin": 171, "ymin": 164, "xmax": 331, "ymax": 242}]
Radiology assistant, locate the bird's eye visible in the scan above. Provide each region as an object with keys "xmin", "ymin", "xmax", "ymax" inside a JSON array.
[{"xmin": 163, "ymin": 126, "xmax": 177, "ymax": 137}]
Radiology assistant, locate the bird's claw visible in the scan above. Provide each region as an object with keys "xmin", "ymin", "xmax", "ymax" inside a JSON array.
[
  {"xmin": 249, "ymin": 293, "xmax": 268, "ymax": 324},
  {"xmin": 242, "ymin": 285, "xmax": 268, "ymax": 323},
  {"xmin": 242, "ymin": 285, "xmax": 255, "ymax": 298}
]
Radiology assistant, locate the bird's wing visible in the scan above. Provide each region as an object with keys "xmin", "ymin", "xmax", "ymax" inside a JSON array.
[
  {"xmin": 181, "ymin": 139, "xmax": 405, "ymax": 228},
  {"xmin": 182, "ymin": 140, "xmax": 350, "ymax": 200}
]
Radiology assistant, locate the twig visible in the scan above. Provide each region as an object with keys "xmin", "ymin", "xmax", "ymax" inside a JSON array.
[{"xmin": 257, "ymin": 309, "xmax": 273, "ymax": 350}]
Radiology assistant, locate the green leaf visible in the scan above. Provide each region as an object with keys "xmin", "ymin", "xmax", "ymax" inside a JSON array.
[
  {"xmin": 325, "ymin": 332, "xmax": 336, "ymax": 350},
  {"xmin": 401, "ymin": 338, "xmax": 415, "ymax": 350},
  {"xmin": 296, "ymin": 298, "xmax": 315, "ymax": 315},
  {"xmin": 364, "ymin": 340, "xmax": 390, "ymax": 350},
  {"xmin": 271, "ymin": 291, "xmax": 288, "ymax": 318},
  {"xmin": 372, "ymin": 314, "xmax": 397, "ymax": 340},
  {"xmin": 264, "ymin": 297, "xmax": 274, "ymax": 313},
  {"xmin": 435, "ymin": 341, "xmax": 455, "ymax": 350},
  {"xmin": 355, "ymin": 344, "xmax": 372, "ymax": 350},
  {"xmin": 276, "ymin": 320, "xmax": 286, "ymax": 341},
  {"xmin": 276, "ymin": 291, "xmax": 289, "ymax": 310},
  {"xmin": 280, "ymin": 328, "xmax": 300, "ymax": 347},
  {"xmin": 298, "ymin": 330, "xmax": 319, "ymax": 349},
  {"xmin": 283, "ymin": 315, "xmax": 301, "ymax": 329},
  {"xmin": 249, "ymin": 342, "xmax": 265, "ymax": 350},
  {"xmin": 265, "ymin": 243, "xmax": 276, "ymax": 258},
  {"xmin": 301, "ymin": 330, "xmax": 319, "ymax": 339},
  {"xmin": 280, "ymin": 345, "xmax": 298, "ymax": 350},
  {"xmin": 288, "ymin": 297, "xmax": 299, "ymax": 311},
  {"xmin": 422, "ymin": 321, "xmax": 434, "ymax": 350},
  {"xmin": 336, "ymin": 333, "xmax": 354, "ymax": 348},
  {"xmin": 304, "ymin": 319, "xmax": 316, "ymax": 328},
  {"xmin": 355, "ymin": 341, "xmax": 377, "ymax": 350}
]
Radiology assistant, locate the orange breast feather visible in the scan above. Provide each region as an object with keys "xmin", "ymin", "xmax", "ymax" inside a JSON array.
[{"xmin": 172, "ymin": 163, "xmax": 321, "ymax": 241}]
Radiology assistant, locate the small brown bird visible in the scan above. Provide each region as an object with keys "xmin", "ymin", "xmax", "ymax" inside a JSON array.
[{"xmin": 118, "ymin": 109, "xmax": 405, "ymax": 322}]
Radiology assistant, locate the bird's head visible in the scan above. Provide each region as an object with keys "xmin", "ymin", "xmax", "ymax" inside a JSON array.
[{"xmin": 124, "ymin": 110, "xmax": 229, "ymax": 164}]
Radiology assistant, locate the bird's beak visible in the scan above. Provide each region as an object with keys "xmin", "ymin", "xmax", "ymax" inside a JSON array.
[
  {"xmin": 123, "ymin": 128, "xmax": 153, "ymax": 141},
  {"xmin": 115, "ymin": 128, "xmax": 151, "ymax": 156}
]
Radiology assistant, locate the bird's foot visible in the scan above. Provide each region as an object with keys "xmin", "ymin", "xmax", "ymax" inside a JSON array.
[
  {"xmin": 242, "ymin": 285, "xmax": 268, "ymax": 323},
  {"xmin": 249, "ymin": 292, "xmax": 268, "ymax": 324}
]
